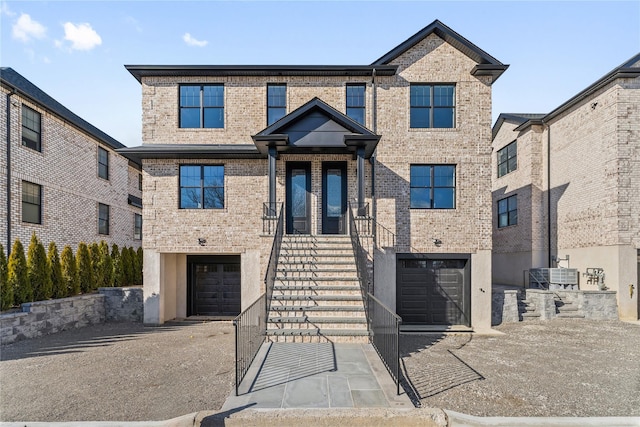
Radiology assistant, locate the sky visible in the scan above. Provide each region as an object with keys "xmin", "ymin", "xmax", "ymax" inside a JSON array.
[{"xmin": 1, "ymin": 1, "xmax": 639, "ymax": 147}]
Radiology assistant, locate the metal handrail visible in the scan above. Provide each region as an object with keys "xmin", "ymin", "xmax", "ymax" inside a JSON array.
[
  {"xmin": 367, "ymin": 292, "xmax": 402, "ymax": 395},
  {"xmin": 233, "ymin": 293, "xmax": 266, "ymax": 396},
  {"xmin": 348, "ymin": 202, "xmax": 372, "ymax": 300},
  {"xmin": 264, "ymin": 202, "xmax": 284, "ymax": 316}
]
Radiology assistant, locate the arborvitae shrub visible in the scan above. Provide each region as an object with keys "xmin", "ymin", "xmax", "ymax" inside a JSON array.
[
  {"xmin": 8, "ymin": 239, "xmax": 31, "ymax": 305},
  {"xmin": 47, "ymin": 242, "xmax": 64, "ymax": 299},
  {"xmin": 89, "ymin": 242, "xmax": 102, "ymax": 291},
  {"xmin": 134, "ymin": 247, "xmax": 143, "ymax": 286},
  {"xmin": 99, "ymin": 241, "xmax": 113, "ymax": 288},
  {"xmin": 0, "ymin": 243, "xmax": 13, "ymax": 310},
  {"xmin": 136, "ymin": 247, "xmax": 143, "ymax": 286},
  {"xmin": 61, "ymin": 246, "xmax": 79, "ymax": 296},
  {"xmin": 28, "ymin": 233, "xmax": 52, "ymax": 302},
  {"xmin": 127, "ymin": 247, "xmax": 137, "ymax": 286},
  {"xmin": 119, "ymin": 247, "xmax": 132, "ymax": 287},
  {"xmin": 76, "ymin": 242, "xmax": 95, "ymax": 293},
  {"xmin": 111, "ymin": 244, "xmax": 122, "ymax": 287}
]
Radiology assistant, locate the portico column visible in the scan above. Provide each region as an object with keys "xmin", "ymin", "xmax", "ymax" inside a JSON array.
[
  {"xmin": 357, "ymin": 147, "xmax": 365, "ymax": 216},
  {"xmin": 268, "ymin": 146, "xmax": 277, "ymax": 215}
]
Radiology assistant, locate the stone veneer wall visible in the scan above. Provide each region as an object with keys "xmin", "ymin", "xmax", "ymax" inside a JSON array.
[{"xmin": 0, "ymin": 287, "xmax": 143, "ymax": 344}]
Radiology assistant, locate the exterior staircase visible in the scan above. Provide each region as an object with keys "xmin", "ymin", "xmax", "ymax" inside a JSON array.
[
  {"xmin": 266, "ymin": 234, "xmax": 370, "ymax": 343},
  {"xmin": 518, "ymin": 293, "xmax": 541, "ymax": 320},
  {"xmin": 554, "ymin": 292, "xmax": 585, "ymax": 318}
]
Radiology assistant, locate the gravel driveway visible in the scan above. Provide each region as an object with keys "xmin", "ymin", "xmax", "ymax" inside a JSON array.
[
  {"xmin": 0, "ymin": 321, "xmax": 235, "ymax": 422},
  {"xmin": 401, "ymin": 319, "xmax": 640, "ymax": 417},
  {"xmin": 2, "ymin": 318, "xmax": 639, "ymax": 422}
]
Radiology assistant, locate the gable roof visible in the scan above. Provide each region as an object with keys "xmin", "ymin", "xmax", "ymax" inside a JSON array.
[
  {"xmin": 492, "ymin": 113, "xmax": 545, "ymax": 140},
  {"xmin": 502, "ymin": 52, "xmax": 640, "ymax": 136},
  {"xmin": 371, "ymin": 19, "xmax": 508, "ymax": 81},
  {"xmin": 1, "ymin": 67, "xmax": 129, "ymax": 154},
  {"xmin": 252, "ymin": 97, "xmax": 380, "ymax": 158}
]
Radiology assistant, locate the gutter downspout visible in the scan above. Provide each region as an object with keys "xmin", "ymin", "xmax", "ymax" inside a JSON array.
[
  {"xmin": 6, "ymin": 90, "xmax": 14, "ymax": 255},
  {"xmin": 543, "ymin": 119, "xmax": 551, "ymax": 267},
  {"xmin": 370, "ymin": 68, "xmax": 377, "ymax": 215}
]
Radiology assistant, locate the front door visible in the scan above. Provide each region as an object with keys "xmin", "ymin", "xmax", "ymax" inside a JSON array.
[
  {"xmin": 322, "ymin": 162, "xmax": 347, "ymax": 234},
  {"xmin": 286, "ymin": 162, "xmax": 311, "ymax": 234}
]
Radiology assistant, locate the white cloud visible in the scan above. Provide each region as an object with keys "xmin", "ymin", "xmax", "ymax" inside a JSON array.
[
  {"xmin": 1, "ymin": 2, "xmax": 16, "ymax": 17},
  {"xmin": 183, "ymin": 33, "xmax": 208, "ymax": 47},
  {"xmin": 62, "ymin": 22, "xmax": 102, "ymax": 51},
  {"xmin": 124, "ymin": 15, "xmax": 142, "ymax": 33},
  {"xmin": 12, "ymin": 13, "xmax": 47, "ymax": 42}
]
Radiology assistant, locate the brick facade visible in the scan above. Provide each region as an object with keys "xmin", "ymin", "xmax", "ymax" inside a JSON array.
[
  {"xmin": 0, "ymin": 71, "xmax": 142, "ymax": 254},
  {"xmin": 491, "ymin": 55, "xmax": 640, "ymax": 319}
]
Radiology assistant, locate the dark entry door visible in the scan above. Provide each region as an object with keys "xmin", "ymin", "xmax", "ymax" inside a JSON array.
[
  {"xmin": 188, "ymin": 255, "xmax": 241, "ymax": 317},
  {"xmin": 322, "ymin": 162, "xmax": 347, "ymax": 234},
  {"xmin": 286, "ymin": 162, "xmax": 311, "ymax": 234},
  {"xmin": 396, "ymin": 255, "xmax": 470, "ymax": 326}
]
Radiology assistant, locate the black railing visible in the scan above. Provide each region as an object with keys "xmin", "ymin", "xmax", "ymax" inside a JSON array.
[
  {"xmin": 264, "ymin": 202, "xmax": 284, "ymax": 315},
  {"xmin": 368, "ymin": 292, "xmax": 402, "ymax": 395},
  {"xmin": 233, "ymin": 293, "xmax": 266, "ymax": 396},
  {"xmin": 262, "ymin": 202, "xmax": 279, "ymax": 234},
  {"xmin": 348, "ymin": 202, "xmax": 373, "ymax": 298}
]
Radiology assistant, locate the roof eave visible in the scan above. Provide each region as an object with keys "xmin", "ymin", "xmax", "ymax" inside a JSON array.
[
  {"xmin": 471, "ymin": 64, "xmax": 510, "ymax": 83},
  {"xmin": 116, "ymin": 144, "xmax": 266, "ymax": 163}
]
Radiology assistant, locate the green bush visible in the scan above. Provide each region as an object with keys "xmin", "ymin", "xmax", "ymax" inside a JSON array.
[
  {"xmin": 135, "ymin": 247, "xmax": 143, "ymax": 286},
  {"xmin": 76, "ymin": 242, "xmax": 95, "ymax": 293},
  {"xmin": 89, "ymin": 242, "xmax": 102, "ymax": 291},
  {"xmin": 61, "ymin": 245, "xmax": 79, "ymax": 296},
  {"xmin": 99, "ymin": 241, "xmax": 113, "ymax": 287},
  {"xmin": 28, "ymin": 233, "xmax": 52, "ymax": 302},
  {"xmin": 127, "ymin": 247, "xmax": 137, "ymax": 286},
  {"xmin": 47, "ymin": 242, "xmax": 64, "ymax": 299},
  {"xmin": 119, "ymin": 246, "xmax": 132, "ymax": 287},
  {"xmin": 0, "ymin": 243, "xmax": 12, "ymax": 310},
  {"xmin": 8, "ymin": 239, "xmax": 31, "ymax": 305}
]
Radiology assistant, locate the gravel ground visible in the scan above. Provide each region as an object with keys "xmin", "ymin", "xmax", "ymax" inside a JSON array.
[
  {"xmin": 0, "ymin": 321, "xmax": 235, "ymax": 422},
  {"xmin": 1, "ymin": 318, "xmax": 639, "ymax": 422},
  {"xmin": 401, "ymin": 319, "xmax": 640, "ymax": 417}
]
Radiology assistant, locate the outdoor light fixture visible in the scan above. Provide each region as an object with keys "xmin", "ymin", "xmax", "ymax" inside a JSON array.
[
  {"xmin": 198, "ymin": 238, "xmax": 206, "ymax": 246},
  {"xmin": 432, "ymin": 238, "xmax": 442, "ymax": 247}
]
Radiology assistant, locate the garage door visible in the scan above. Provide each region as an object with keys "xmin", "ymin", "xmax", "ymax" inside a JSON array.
[
  {"xmin": 396, "ymin": 255, "xmax": 470, "ymax": 326},
  {"xmin": 188, "ymin": 256, "xmax": 241, "ymax": 317}
]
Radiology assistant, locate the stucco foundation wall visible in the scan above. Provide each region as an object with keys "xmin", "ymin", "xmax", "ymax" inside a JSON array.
[{"xmin": 471, "ymin": 250, "xmax": 492, "ymax": 332}]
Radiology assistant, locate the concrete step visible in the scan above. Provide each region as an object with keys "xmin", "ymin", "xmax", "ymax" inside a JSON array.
[
  {"xmin": 269, "ymin": 316, "xmax": 366, "ymax": 324},
  {"xmin": 274, "ymin": 285, "xmax": 361, "ymax": 291},
  {"xmin": 266, "ymin": 328, "xmax": 370, "ymax": 343},
  {"xmin": 276, "ymin": 276, "xmax": 359, "ymax": 282},
  {"xmin": 271, "ymin": 294, "xmax": 362, "ymax": 301},
  {"xmin": 270, "ymin": 306, "xmax": 365, "ymax": 317},
  {"xmin": 521, "ymin": 312, "xmax": 541, "ymax": 319},
  {"xmin": 277, "ymin": 254, "xmax": 355, "ymax": 263},
  {"xmin": 556, "ymin": 312, "xmax": 585, "ymax": 318},
  {"xmin": 277, "ymin": 267, "xmax": 357, "ymax": 274}
]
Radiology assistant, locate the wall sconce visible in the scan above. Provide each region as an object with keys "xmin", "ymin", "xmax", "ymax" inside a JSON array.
[
  {"xmin": 432, "ymin": 238, "xmax": 442, "ymax": 247},
  {"xmin": 198, "ymin": 238, "xmax": 206, "ymax": 246},
  {"xmin": 591, "ymin": 102, "xmax": 598, "ymax": 110}
]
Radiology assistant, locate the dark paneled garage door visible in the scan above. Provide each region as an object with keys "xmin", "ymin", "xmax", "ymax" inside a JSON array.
[
  {"xmin": 396, "ymin": 255, "xmax": 470, "ymax": 326},
  {"xmin": 188, "ymin": 255, "xmax": 241, "ymax": 317}
]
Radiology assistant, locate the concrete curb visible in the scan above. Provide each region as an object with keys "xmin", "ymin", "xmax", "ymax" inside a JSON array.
[
  {"xmin": 0, "ymin": 412, "xmax": 197, "ymax": 427},
  {"xmin": 445, "ymin": 410, "xmax": 640, "ymax": 427}
]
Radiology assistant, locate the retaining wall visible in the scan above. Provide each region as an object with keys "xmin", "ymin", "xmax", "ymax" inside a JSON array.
[{"xmin": 0, "ymin": 287, "xmax": 143, "ymax": 344}]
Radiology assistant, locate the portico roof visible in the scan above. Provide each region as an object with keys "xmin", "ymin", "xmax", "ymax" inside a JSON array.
[{"xmin": 252, "ymin": 98, "xmax": 381, "ymax": 159}]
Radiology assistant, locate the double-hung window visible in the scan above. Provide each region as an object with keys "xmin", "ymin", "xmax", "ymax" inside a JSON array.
[
  {"xmin": 98, "ymin": 147, "xmax": 109, "ymax": 180},
  {"xmin": 179, "ymin": 165, "xmax": 224, "ymax": 209},
  {"xmin": 410, "ymin": 84, "xmax": 455, "ymax": 128},
  {"xmin": 267, "ymin": 84, "xmax": 286, "ymax": 125},
  {"xmin": 98, "ymin": 203, "xmax": 110, "ymax": 235},
  {"xmin": 497, "ymin": 140, "xmax": 517, "ymax": 177},
  {"xmin": 22, "ymin": 105, "xmax": 41, "ymax": 151},
  {"xmin": 179, "ymin": 85, "xmax": 224, "ymax": 128},
  {"xmin": 134, "ymin": 213, "xmax": 142, "ymax": 240},
  {"xmin": 410, "ymin": 165, "xmax": 456, "ymax": 209},
  {"xmin": 346, "ymin": 84, "xmax": 365, "ymax": 125},
  {"xmin": 22, "ymin": 181, "xmax": 42, "ymax": 224},
  {"xmin": 497, "ymin": 195, "xmax": 517, "ymax": 228}
]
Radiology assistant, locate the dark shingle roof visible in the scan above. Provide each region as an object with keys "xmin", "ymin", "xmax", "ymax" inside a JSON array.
[{"xmin": 1, "ymin": 67, "xmax": 126, "ymax": 152}]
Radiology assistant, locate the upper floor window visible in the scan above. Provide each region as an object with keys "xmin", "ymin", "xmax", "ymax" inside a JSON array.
[
  {"xmin": 267, "ymin": 84, "xmax": 286, "ymax": 126},
  {"xmin": 134, "ymin": 213, "xmax": 142, "ymax": 240},
  {"xmin": 98, "ymin": 147, "xmax": 109, "ymax": 180},
  {"xmin": 497, "ymin": 195, "xmax": 517, "ymax": 228},
  {"xmin": 98, "ymin": 203, "xmax": 110, "ymax": 235},
  {"xmin": 410, "ymin": 84, "xmax": 455, "ymax": 128},
  {"xmin": 497, "ymin": 140, "xmax": 517, "ymax": 177},
  {"xmin": 346, "ymin": 84, "xmax": 365, "ymax": 125},
  {"xmin": 22, "ymin": 105, "xmax": 41, "ymax": 151},
  {"xmin": 410, "ymin": 164, "xmax": 456, "ymax": 209},
  {"xmin": 22, "ymin": 181, "xmax": 42, "ymax": 224},
  {"xmin": 179, "ymin": 85, "xmax": 224, "ymax": 128},
  {"xmin": 138, "ymin": 173, "xmax": 143, "ymax": 191},
  {"xmin": 179, "ymin": 165, "xmax": 224, "ymax": 209}
]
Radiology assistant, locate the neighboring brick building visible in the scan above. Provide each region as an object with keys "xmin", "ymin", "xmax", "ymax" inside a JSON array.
[
  {"xmin": 0, "ymin": 68, "xmax": 142, "ymax": 254},
  {"xmin": 120, "ymin": 20, "xmax": 508, "ymax": 333},
  {"xmin": 492, "ymin": 53, "xmax": 640, "ymax": 320}
]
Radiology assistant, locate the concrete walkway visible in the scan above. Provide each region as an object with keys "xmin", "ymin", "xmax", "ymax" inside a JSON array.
[{"xmin": 221, "ymin": 342, "xmax": 412, "ymax": 410}]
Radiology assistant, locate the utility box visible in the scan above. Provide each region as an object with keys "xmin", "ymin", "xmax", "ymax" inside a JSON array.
[{"xmin": 529, "ymin": 268, "xmax": 579, "ymax": 290}]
